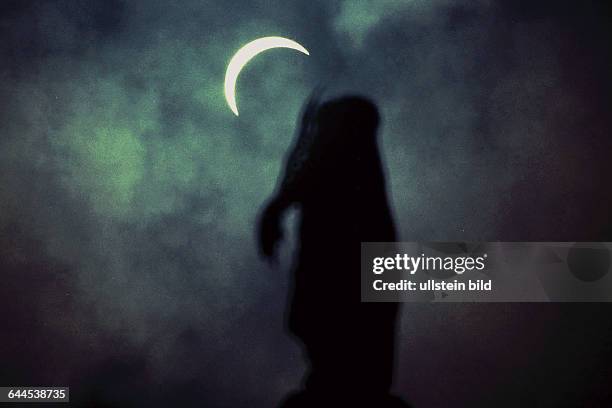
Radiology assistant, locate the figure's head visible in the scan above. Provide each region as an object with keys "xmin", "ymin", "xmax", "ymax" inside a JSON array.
[{"xmin": 315, "ymin": 95, "xmax": 380, "ymax": 143}]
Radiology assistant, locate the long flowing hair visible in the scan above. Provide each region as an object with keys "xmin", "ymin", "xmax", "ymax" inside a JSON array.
[{"xmin": 277, "ymin": 90, "xmax": 381, "ymax": 201}]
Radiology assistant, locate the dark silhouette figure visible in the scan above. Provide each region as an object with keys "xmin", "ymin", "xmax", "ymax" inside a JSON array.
[{"xmin": 258, "ymin": 93, "xmax": 408, "ymax": 407}]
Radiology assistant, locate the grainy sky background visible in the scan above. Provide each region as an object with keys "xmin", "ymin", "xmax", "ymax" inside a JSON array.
[{"xmin": 1, "ymin": 1, "xmax": 611, "ymax": 407}]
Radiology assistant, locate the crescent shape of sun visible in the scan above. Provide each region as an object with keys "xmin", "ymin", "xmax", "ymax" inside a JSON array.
[{"xmin": 224, "ymin": 36, "xmax": 309, "ymax": 116}]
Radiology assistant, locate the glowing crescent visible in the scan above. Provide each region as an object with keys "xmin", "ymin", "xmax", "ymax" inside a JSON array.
[{"xmin": 224, "ymin": 36, "xmax": 309, "ymax": 116}]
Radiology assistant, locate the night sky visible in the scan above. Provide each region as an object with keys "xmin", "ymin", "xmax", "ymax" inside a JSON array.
[{"xmin": 1, "ymin": 1, "xmax": 612, "ymax": 407}]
